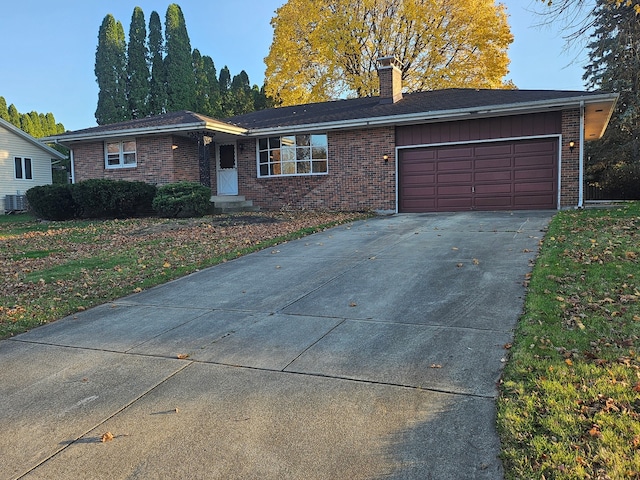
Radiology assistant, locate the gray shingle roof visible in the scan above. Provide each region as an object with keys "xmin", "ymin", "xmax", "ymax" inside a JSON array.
[{"xmin": 224, "ymin": 88, "xmax": 611, "ymax": 130}]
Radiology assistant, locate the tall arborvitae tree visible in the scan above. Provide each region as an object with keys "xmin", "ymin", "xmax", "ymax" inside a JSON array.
[
  {"xmin": 202, "ymin": 55, "xmax": 221, "ymax": 116},
  {"xmin": 127, "ymin": 7, "xmax": 150, "ymax": 119},
  {"xmin": 229, "ymin": 71, "xmax": 255, "ymax": 116},
  {"xmin": 584, "ymin": 0, "xmax": 640, "ymax": 197},
  {"xmin": 164, "ymin": 3, "xmax": 195, "ymax": 111},
  {"xmin": 95, "ymin": 14, "xmax": 128, "ymax": 125},
  {"xmin": 0, "ymin": 97, "xmax": 8, "ymax": 121},
  {"xmin": 192, "ymin": 49, "xmax": 212, "ymax": 115},
  {"xmin": 147, "ymin": 10, "xmax": 166, "ymax": 116},
  {"xmin": 218, "ymin": 66, "xmax": 232, "ymax": 117}
]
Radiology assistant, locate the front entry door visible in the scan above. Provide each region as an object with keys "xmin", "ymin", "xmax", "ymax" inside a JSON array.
[{"xmin": 217, "ymin": 143, "xmax": 238, "ymax": 195}]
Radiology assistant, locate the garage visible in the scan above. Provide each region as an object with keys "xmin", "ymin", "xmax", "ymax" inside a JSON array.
[{"xmin": 398, "ymin": 137, "xmax": 558, "ymax": 212}]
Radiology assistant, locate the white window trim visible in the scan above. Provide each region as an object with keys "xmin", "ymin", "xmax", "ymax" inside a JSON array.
[
  {"xmin": 256, "ymin": 134, "xmax": 329, "ymax": 178},
  {"xmin": 14, "ymin": 157, "xmax": 33, "ymax": 180},
  {"xmin": 105, "ymin": 139, "xmax": 137, "ymax": 169}
]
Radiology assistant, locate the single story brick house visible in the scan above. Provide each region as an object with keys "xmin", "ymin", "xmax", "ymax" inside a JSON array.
[{"xmin": 44, "ymin": 58, "xmax": 618, "ymax": 213}]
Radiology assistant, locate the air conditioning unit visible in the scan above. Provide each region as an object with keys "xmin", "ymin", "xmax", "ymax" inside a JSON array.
[{"xmin": 4, "ymin": 194, "xmax": 27, "ymax": 212}]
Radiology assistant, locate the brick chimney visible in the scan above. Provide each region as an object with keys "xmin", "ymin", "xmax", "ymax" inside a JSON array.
[{"xmin": 377, "ymin": 56, "xmax": 403, "ymax": 104}]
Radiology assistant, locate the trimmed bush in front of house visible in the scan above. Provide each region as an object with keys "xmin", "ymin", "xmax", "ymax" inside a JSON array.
[
  {"xmin": 71, "ymin": 179, "xmax": 157, "ymax": 219},
  {"xmin": 152, "ymin": 182, "xmax": 211, "ymax": 218},
  {"xmin": 26, "ymin": 184, "xmax": 76, "ymax": 221},
  {"xmin": 26, "ymin": 179, "xmax": 157, "ymax": 221}
]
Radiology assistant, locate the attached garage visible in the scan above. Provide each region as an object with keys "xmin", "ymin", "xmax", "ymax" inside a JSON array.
[{"xmin": 398, "ymin": 137, "xmax": 558, "ymax": 212}]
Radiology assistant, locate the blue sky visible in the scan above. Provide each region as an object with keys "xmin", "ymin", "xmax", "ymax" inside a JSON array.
[{"xmin": 1, "ymin": 0, "xmax": 591, "ymax": 132}]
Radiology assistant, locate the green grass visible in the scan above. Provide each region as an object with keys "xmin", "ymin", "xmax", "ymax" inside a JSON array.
[{"xmin": 498, "ymin": 202, "xmax": 640, "ymax": 479}]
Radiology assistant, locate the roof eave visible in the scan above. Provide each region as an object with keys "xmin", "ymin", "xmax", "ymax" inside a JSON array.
[
  {"xmin": 244, "ymin": 92, "xmax": 620, "ymax": 136},
  {"xmin": 42, "ymin": 121, "xmax": 248, "ymax": 144}
]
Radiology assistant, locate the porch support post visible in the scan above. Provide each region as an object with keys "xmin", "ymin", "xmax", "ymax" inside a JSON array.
[{"xmin": 193, "ymin": 133, "xmax": 213, "ymax": 189}]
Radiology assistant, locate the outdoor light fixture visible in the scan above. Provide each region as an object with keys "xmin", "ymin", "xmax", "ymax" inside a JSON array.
[
  {"xmin": 569, "ymin": 140, "xmax": 575, "ymax": 152},
  {"xmin": 383, "ymin": 154, "xmax": 389, "ymax": 162}
]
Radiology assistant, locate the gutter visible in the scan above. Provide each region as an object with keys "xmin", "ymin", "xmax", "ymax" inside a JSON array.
[
  {"xmin": 243, "ymin": 92, "xmax": 620, "ymax": 136},
  {"xmin": 42, "ymin": 121, "xmax": 248, "ymax": 144}
]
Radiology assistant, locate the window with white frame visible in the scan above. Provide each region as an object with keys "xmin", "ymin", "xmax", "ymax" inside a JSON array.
[
  {"xmin": 14, "ymin": 157, "xmax": 33, "ymax": 180},
  {"xmin": 105, "ymin": 139, "xmax": 137, "ymax": 168},
  {"xmin": 258, "ymin": 134, "xmax": 328, "ymax": 177}
]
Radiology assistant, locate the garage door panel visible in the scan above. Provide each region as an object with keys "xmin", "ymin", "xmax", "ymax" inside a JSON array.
[
  {"xmin": 437, "ymin": 197, "xmax": 473, "ymax": 210},
  {"xmin": 515, "ymin": 141, "xmax": 555, "ymax": 154},
  {"xmin": 514, "ymin": 195, "xmax": 555, "ymax": 208},
  {"xmin": 474, "ymin": 144, "xmax": 513, "ymax": 157},
  {"xmin": 437, "ymin": 172, "xmax": 473, "ymax": 184},
  {"xmin": 515, "ymin": 168, "xmax": 554, "ymax": 180},
  {"xmin": 475, "ymin": 171, "xmax": 512, "ymax": 182},
  {"xmin": 474, "ymin": 196, "xmax": 514, "ymax": 208},
  {"xmin": 437, "ymin": 160, "xmax": 473, "ymax": 171},
  {"xmin": 403, "ymin": 174, "xmax": 436, "ymax": 185},
  {"xmin": 398, "ymin": 138, "xmax": 558, "ymax": 212},
  {"xmin": 515, "ymin": 181, "xmax": 556, "ymax": 193},
  {"xmin": 437, "ymin": 147, "xmax": 474, "ymax": 159},
  {"xmin": 475, "ymin": 183, "xmax": 512, "ymax": 195},
  {"xmin": 515, "ymin": 155, "xmax": 555, "ymax": 168},
  {"xmin": 475, "ymin": 157, "xmax": 512, "ymax": 170}
]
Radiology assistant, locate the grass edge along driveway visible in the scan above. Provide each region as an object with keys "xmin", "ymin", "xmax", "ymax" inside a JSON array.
[
  {"xmin": 0, "ymin": 211, "xmax": 369, "ymax": 340},
  {"xmin": 498, "ymin": 202, "xmax": 640, "ymax": 479}
]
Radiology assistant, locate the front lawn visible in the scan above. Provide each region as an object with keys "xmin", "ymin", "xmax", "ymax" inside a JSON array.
[
  {"xmin": 0, "ymin": 211, "xmax": 368, "ymax": 340},
  {"xmin": 498, "ymin": 202, "xmax": 640, "ymax": 479}
]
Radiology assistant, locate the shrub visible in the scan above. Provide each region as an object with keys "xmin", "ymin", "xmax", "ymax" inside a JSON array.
[
  {"xmin": 71, "ymin": 179, "xmax": 157, "ymax": 219},
  {"xmin": 26, "ymin": 184, "xmax": 76, "ymax": 221},
  {"xmin": 601, "ymin": 163, "xmax": 640, "ymax": 199},
  {"xmin": 153, "ymin": 182, "xmax": 211, "ymax": 218}
]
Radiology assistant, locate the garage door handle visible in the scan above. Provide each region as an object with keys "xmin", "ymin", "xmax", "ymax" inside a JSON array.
[{"xmin": 472, "ymin": 186, "xmax": 475, "ymax": 193}]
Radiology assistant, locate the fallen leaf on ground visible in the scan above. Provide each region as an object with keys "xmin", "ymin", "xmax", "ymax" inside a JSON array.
[
  {"xmin": 101, "ymin": 432, "xmax": 114, "ymax": 442},
  {"xmin": 430, "ymin": 364, "xmax": 443, "ymax": 369},
  {"xmin": 177, "ymin": 353, "xmax": 189, "ymax": 359}
]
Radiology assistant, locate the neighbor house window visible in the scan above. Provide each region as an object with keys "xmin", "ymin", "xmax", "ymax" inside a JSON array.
[
  {"xmin": 258, "ymin": 134, "xmax": 328, "ymax": 177},
  {"xmin": 105, "ymin": 139, "xmax": 136, "ymax": 168},
  {"xmin": 14, "ymin": 157, "xmax": 33, "ymax": 180}
]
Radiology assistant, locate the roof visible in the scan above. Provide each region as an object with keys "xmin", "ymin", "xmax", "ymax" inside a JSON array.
[
  {"xmin": 0, "ymin": 117, "xmax": 67, "ymax": 159},
  {"xmin": 42, "ymin": 88, "xmax": 618, "ymax": 144}
]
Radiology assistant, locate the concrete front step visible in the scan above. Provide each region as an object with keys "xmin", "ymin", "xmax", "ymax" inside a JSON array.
[{"xmin": 210, "ymin": 195, "xmax": 260, "ymax": 214}]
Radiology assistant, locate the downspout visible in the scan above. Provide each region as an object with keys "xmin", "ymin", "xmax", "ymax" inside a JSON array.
[
  {"xmin": 578, "ymin": 101, "xmax": 585, "ymax": 208},
  {"xmin": 70, "ymin": 148, "xmax": 75, "ymax": 184}
]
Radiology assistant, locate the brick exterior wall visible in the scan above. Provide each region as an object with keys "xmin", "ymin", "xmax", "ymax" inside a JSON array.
[
  {"xmin": 560, "ymin": 109, "xmax": 581, "ymax": 208},
  {"xmin": 237, "ymin": 127, "xmax": 396, "ymax": 212},
  {"xmin": 72, "ymin": 134, "xmax": 215, "ymax": 188}
]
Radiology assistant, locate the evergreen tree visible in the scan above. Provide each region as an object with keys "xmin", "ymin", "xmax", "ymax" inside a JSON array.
[
  {"xmin": 584, "ymin": 0, "xmax": 640, "ymax": 197},
  {"xmin": 0, "ymin": 97, "xmax": 8, "ymax": 121},
  {"xmin": 20, "ymin": 114, "xmax": 34, "ymax": 136},
  {"xmin": 164, "ymin": 4, "xmax": 195, "ymax": 111},
  {"xmin": 148, "ymin": 10, "xmax": 167, "ymax": 116},
  {"xmin": 127, "ymin": 7, "xmax": 150, "ymax": 118},
  {"xmin": 8, "ymin": 104, "xmax": 20, "ymax": 127},
  {"xmin": 229, "ymin": 71, "xmax": 255, "ymax": 115},
  {"xmin": 218, "ymin": 66, "xmax": 232, "ymax": 117},
  {"xmin": 202, "ymin": 55, "xmax": 221, "ymax": 117},
  {"xmin": 95, "ymin": 14, "xmax": 128, "ymax": 125},
  {"xmin": 192, "ymin": 49, "xmax": 211, "ymax": 115},
  {"xmin": 27, "ymin": 111, "xmax": 44, "ymax": 138}
]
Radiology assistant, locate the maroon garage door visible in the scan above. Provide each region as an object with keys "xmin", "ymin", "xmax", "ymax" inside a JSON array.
[{"xmin": 398, "ymin": 138, "xmax": 558, "ymax": 212}]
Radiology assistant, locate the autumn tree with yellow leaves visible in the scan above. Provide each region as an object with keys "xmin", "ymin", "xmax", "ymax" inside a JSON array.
[{"xmin": 264, "ymin": 0, "xmax": 514, "ymax": 106}]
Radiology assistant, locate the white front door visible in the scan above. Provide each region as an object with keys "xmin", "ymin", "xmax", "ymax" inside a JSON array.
[{"xmin": 217, "ymin": 143, "xmax": 238, "ymax": 195}]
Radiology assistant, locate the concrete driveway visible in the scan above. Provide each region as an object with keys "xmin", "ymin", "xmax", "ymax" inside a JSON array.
[{"xmin": 1, "ymin": 211, "xmax": 552, "ymax": 480}]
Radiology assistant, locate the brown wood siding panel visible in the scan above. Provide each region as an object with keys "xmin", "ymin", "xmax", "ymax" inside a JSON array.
[
  {"xmin": 396, "ymin": 112, "xmax": 562, "ymax": 147},
  {"xmin": 398, "ymin": 137, "xmax": 558, "ymax": 212}
]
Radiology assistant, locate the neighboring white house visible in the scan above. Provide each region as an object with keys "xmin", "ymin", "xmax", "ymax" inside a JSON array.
[{"xmin": 0, "ymin": 117, "xmax": 67, "ymax": 213}]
